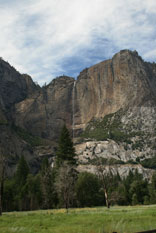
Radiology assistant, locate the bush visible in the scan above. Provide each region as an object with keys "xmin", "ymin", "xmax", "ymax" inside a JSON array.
[{"xmin": 140, "ymin": 156, "xmax": 156, "ymax": 169}]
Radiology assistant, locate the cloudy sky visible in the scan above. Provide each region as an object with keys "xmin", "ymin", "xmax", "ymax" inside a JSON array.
[{"xmin": 0, "ymin": 0, "xmax": 156, "ymax": 85}]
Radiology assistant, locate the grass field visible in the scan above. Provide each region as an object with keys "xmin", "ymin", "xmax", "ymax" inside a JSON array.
[{"xmin": 0, "ymin": 205, "xmax": 156, "ymax": 233}]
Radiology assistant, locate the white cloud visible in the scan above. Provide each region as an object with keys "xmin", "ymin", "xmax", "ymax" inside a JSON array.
[{"xmin": 0, "ymin": 0, "xmax": 156, "ymax": 85}]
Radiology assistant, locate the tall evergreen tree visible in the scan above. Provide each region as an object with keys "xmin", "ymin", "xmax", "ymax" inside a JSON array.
[
  {"xmin": 15, "ymin": 155, "xmax": 29, "ymax": 188},
  {"xmin": 15, "ymin": 156, "xmax": 30, "ymax": 210},
  {"xmin": 56, "ymin": 125, "xmax": 76, "ymax": 167},
  {"xmin": 26, "ymin": 174, "xmax": 42, "ymax": 210},
  {"xmin": 149, "ymin": 172, "xmax": 156, "ymax": 204}
]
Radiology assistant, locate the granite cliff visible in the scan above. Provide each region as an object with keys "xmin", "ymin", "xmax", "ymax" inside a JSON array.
[
  {"xmin": 13, "ymin": 50, "xmax": 156, "ymax": 137},
  {"xmin": 0, "ymin": 50, "xmax": 156, "ymax": 176}
]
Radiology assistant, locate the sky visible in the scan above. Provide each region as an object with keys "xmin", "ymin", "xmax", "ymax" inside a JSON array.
[{"xmin": 0, "ymin": 0, "xmax": 156, "ymax": 86}]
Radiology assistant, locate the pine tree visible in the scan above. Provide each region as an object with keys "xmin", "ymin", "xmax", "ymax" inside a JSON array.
[
  {"xmin": 56, "ymin": 125, "xmax": 76, "ymax": 167},
  {"xmin": 15, "ymin": 156, "xmax": 30, "ymax": 210},
  {"xmin": 26, "ymin": 174, "xmax": 42, "ymax": 210},
  {"xmin": 149, "ymin": 172, "xmax": 156, "ymax": 204},
  {"xmin": 15, "ymin": 156, "xmax": 29, "ymax": 188}
]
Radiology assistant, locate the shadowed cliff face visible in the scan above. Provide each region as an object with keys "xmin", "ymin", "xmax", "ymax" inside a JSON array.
[
  {"xmin": 0, "ymin": 59, "xmax": 43, "ymax": 174},
  {"xmin": 12, "ymin": 50, "xmax": 156, "ymax": 140},
  {"xmin": 14, "ymin": 76, "xmax": 75, "ymax": 139},
  {"xmin": 0, "ymin": 58, "xmax": 40, "ymax": 121}
]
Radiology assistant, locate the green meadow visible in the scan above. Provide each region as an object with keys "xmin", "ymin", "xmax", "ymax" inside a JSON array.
[{"xmin": 0, "ymin": 205, "xmax": 156, "ymax": 233}]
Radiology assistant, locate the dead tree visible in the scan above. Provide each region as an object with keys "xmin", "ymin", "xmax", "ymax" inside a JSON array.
[
  {"xmin": 96, "ymin": 157, "xmax": 114, "ymax": 208},
  {"xmin": 55, "ymin": 162, "xmax": 77, "ymax": 213}
]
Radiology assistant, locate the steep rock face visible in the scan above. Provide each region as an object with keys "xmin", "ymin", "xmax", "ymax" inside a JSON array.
[
  {"xmin": 0, "ymin": 58, "xmax": 40, "ymax": 120},
  {"xmin": 75, "ymin": 139, "xmax": 155, "ymax": 179},
  {"xmin": 14, "ymin": 76, "xmax": 75, "ymax": 139},
  {"xmin": 0, "ymin": 124, "xmax": 42, "ymax": 175},
  {"xmin": 77, "ymin": 163, "xmax": 154, "ymax": 180},
  {"xmin": 0, "ymin": 59, "xmax": 42, "ymax": 174},
  {"xmin": 76, "ymin": 140, "xmax": 154, "ymax": 164},
  {"xmin": 13, "ymin": 50, "xmax": 156, "ymax": 139},
  {"xmin": 74, "ymin": 50, "xmax": 156, "ymax": 132}
]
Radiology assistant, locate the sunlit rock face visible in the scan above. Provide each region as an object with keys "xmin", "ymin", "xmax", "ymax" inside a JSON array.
[
  {"xmin": 74, "ymin": 50, "xmax": 156, "ymax": 131},
  {"xmin": 75, "ymin": 140, "xmax": 155, "ymax": 180}
]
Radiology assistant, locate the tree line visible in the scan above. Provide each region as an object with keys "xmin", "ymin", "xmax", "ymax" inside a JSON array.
[{"xmin": 1, "ymin": 125, "xmax": 156, "ymax": 214}]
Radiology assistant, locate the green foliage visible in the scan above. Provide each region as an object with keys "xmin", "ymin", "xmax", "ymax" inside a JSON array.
[
  {"xmin": 56, "ymin": 125, "xmax": 76, "ymax": 167},
  {"xmin": 75, "ymin": 172, "xmax": 104, "ymax": 207},
  {"xmin": 41, "ymin": 157, "xmax": 50, "ymax": 175},
  {"xmin": 140, "ymin": 155, "xmax": 156, "ymax": 169},
  {"xmin": 88, "ymin": 157, "xmax": 125, "ymax": 165},
  {"xmin": 81, "ymin": 111, "xmax": 133, "ymax": 143},
  {"xmin": 40, "ymin": 158, "xmax": 57, "ymax": 209},
  {"xmin": 151, "ymin": 172, "xmax": 156, "ymax": 188},
  {"xmin": 26, "ymin": 174, "xmax": 42, "ymax": 210},
  {"xmin": 130, "ymin": 180, "xmax": 148, "ymax": 204},
  {"xmin": 132, "ymin": 140, "xmax": 144, "ymax": 150},
  {"xmin": 0, "ymin": 119, "xmax": 8, "ymax": 125},
  {"xmin": 123, "ymin": 170, "xmax": 149, "ymax": 205},
  {"xmin": 127, "ymin": 159, "xmax": 138, "ymax": 164},
  {"xmin": 3, "ymin": 178, "xmax": 17, "ymax": 211},
  {"xmin": 15, "ymin": 156, "xmax": 29, "ymax": 188},
  {"xmin": 12, "ymin": 125, "xmax": 43, "ymax": 147},
  {"xmin": 132, "ymin": 193, "xmax": 139, "ymax": 205},
  {"xmin": 15, "ymin": 156, "xmax": 30, "ymax": 210},
  {"xmin": 114, "ymin": 183, "xmax": 128, "ymax": 205},
  {"xmin": 2, "ymin": 145, "xmax": 156, "ymax": 213},
  {"xmin": 144, "ymin": 195, "xmax": 150, "ymax": 205},
  {"xmin": 149, "ymin": 172, "xmax": 156, "ymax": 204},
  {"xmin": 3, "ymin": 156, "xmax": 30, "ymax": 211}
]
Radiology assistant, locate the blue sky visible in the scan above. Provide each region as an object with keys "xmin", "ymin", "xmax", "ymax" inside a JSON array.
[{"xmin": 0, "ymin": 0, "xmax": 156, "ymax": 86}]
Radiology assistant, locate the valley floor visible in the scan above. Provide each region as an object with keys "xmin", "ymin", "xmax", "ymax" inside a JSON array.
[{"xmin": 0, "ymin": 205, "xmax": 156, "ymax": 233}]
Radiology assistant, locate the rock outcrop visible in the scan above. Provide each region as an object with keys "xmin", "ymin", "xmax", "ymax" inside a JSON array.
[
  {"xmin": 77, "ymin": 163, "xmax": 154, "ymax": 180},
  {"xmin": 76, "ymin": 140, "xmax": 155, "ymax": 179}
]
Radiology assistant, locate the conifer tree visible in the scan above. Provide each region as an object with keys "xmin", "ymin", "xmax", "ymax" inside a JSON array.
[
  {"xmin": 15, "ymin": 155, "xmax": 29, "ymax": 188},
  {"xmin": 55, "ymin": 125, "xmax": 77, "ymax": 211},
  {"xmin": 56, "ymin": 125, "xmax": 76, "ymax": 167},
  {"xmin": 40, "ymin": 158, "xmax": 56, "ymax": 209},
  {"xmin": 149, "ymin": 172, "xmax": 156, "ymax": 204},
  {"xmin": 15, "ymin": 156, "xmax": 30, "ymax": 210}
]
